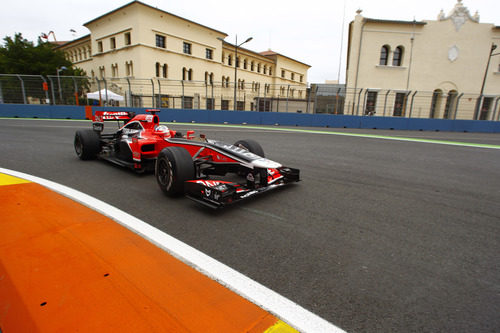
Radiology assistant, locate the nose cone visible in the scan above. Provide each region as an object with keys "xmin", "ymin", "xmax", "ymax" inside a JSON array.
[{"xmin": 252, "ymin": 158, "xmax": 281, "ymax": 169}]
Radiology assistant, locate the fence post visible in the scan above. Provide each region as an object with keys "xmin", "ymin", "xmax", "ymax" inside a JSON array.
[
  {"xmin": 313, "ymin": 85, "xmax": 319, "ymax": 113},
  {"xmin": 96, "ymin": 79, "xmax": 102, "ymax": 106},
  {"xmin": 0, "ymin": 81, "xmax": 3, "ymax": 104},
  {"xmin": 492, "ymin": 96, "xmax": 500, "ymax": 121},
  {"xmin": 305, "ymin": 86, "xmax": 310, "ymax": 114},
  {"xmin": 402, "ymin": 91, "xmax": 411, "ymax": 117},
  {"xmin": 383, "ymin": 90, "xmax": 391, "ymax": 117},
  {"xmin": 181, "ymin": 80, "xmax": 185, "ymax": 109},
  {"xmin": 16, "ymin": 75, "xmax": 27, "ymax": 104},
  {"xmin": 257, "ymin": 84, "xmax": 261, "ymax": 111},
  {"xmin": 335, "ymin": 88, "xmax": 341, "ymax": 114},
  {"xmin": 408, "ymin": 91, "xmax": 418, "ymax": 118},
  {"xmin": 211, "ymin": 82, "xmax": 214, "ymax": 110},
  {"xmin": 157, "ymin": 79, "xmax": 162, "ymax": 108},
  {"xmin": 286, "ymin": 85, "xmax": 290, "ymax": 113},
  {"xmin": 126, "ymin": 78, "xmax": 131, "ymax": 107},
  {"xmin": 453, "ymin": 93, "xmax": 464, "ymax": 120},
  {"xmin": 355, "ymin": 88, "xmax": 363, "ymax": 115},
  {"xmin": 150, "ymin": 79, "xmax": 155, "ymax": 107},
  {"xmin": 263, "ymin": 84, "xmax": 267, "ymax": 111},
  {"xmin": 361, "ymin": 89, "xmax": 368, "ymax": 115},
  {"xmin": 71, "ymin": 77, "xmax": 78, "ymax": 105},
  {"xmin": 103, "ymin": 79, "xmax": 108, "ymax": 105},
  {"xmin": 39, "ymin": 75, "xmax": 49, "ymax": 104}
]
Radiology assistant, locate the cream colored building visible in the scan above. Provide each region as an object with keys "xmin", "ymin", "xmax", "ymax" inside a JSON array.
[
  {"xmin": 345, "ymin": 0, "xmax": 500, "ymax": 120},
  {"xmin": 57, "ymin": 0, "xmax": 310, "ymax": 111}
]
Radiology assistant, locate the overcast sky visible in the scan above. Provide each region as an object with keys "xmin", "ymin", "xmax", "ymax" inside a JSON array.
[{"xmin": 1, "ymin": 0, "xmax": 498, "ymax": 83}]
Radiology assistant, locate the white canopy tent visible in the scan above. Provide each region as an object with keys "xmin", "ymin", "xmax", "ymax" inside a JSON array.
[{"xmin": 86, "ymin": 89, "xmax": 124, "ymax": 101}]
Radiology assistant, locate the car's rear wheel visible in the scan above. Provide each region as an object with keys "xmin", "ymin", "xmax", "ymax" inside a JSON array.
[
  {"xmin": 155, "ymin": 146, "xmax": 195, "ymax": 196},
  {"xmin": 234, "ymin": 139, "xmax": 265, "ymax": 157},
  {"xmin": 74, "ymin": 130, "xmax": 101, "ymax": 160}
]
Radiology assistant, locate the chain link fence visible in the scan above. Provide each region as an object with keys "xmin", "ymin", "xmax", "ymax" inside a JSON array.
[
  {"xmin": 342, "ymin": 89, "xmax": 500, "ymax": 121},
  {"xmin": 1, "ymin": 74, "xmax": 499, "ymax": 120}
]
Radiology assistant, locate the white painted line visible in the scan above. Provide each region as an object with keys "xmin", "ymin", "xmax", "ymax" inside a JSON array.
[
  {"xmin": 0, "ymin": 167, "xmax": 345, "ymax": 333},
  {"xmin": 166, "ymin": 122, "xmax": 500, "ymax": 150}
]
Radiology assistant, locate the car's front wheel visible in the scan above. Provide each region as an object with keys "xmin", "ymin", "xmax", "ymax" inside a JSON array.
[
  {"xmin": 234, "ymin": 139, "xmax": 265, "ymax": 157},
  {"xmin": 155, "ymin": 146, "xmax": 195, "ymax": 196},
  {"xmin": 74, "ymin": 130, "xmax": 101, "ymax": 160}
]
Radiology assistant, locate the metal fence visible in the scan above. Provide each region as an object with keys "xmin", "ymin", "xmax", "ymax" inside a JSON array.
[
  {"xmin": 312, "ymin": 86, "xmax": 500, "ymax": 121},
  {"xmin": 342, "ymin": 89, "xmax": 500, "ymax": 121},
  {"xmin": 0, "ymin": 74, "xmax": 310, "ymax": 113},
  {"xmin": 1, "ymin": 74, "xmax": 499, "ymax": 121}
]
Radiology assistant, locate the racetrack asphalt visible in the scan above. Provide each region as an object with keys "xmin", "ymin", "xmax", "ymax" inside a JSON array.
[{"xmin": 1, "ymin": 118, "xmax": 499, "ymax": 332}]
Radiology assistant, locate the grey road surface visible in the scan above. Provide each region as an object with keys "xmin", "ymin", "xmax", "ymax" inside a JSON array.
[{"xmin": 1, "ymin": 118, "xmax": 499, "ymax": 332}]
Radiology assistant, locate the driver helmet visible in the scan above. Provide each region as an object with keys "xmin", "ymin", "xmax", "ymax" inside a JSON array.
[{"xmin": 155, "ymin": 125, "xmax": 171, "ymax": 138}]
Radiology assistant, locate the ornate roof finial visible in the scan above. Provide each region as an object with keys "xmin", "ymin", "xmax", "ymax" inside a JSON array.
[
  {"xmin": 438, "ymin": 0, "xmax": 479, "ymax": 31},
  {"xmin": 356, "ymin": 9, "xmax": 362, "ymax": 15},
  {"xmin": 473, "ymin": 10, "xmax": 479, "ymax": 21},
  {"xmin": 438, "ymin": 9, "xmax": 445, "ymax": 20}
]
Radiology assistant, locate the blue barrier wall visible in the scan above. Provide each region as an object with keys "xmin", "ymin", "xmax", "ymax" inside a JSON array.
[{"xmin": 1, "ymin": 104, "xmax": 500, "ymax": 133}]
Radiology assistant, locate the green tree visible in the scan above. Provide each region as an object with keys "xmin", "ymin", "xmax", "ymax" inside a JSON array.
[
  {"xmin": 0, "ymin": 33, "xmax": 89, "ymax": 104},
  {"xmin": 0, "ymin": 33, "xmax": 83, "ymax": 76}
]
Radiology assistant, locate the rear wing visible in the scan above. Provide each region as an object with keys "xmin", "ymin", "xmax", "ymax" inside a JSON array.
[{"xmin": 92, "ymin": 111, "xmax": 135, "ymax": 131}]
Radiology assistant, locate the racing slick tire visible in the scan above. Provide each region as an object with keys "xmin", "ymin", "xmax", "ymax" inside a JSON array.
[
  {"xmin": 74, "ymin": 130, "xmax": 101, "ymax": 160},
  {"xmin": 155, "ymin": 146, "xmax": 195, "ymax": 196},
  {"xmin": 234, "ymin": 139, "xmax": 265, "ymax": 157}
]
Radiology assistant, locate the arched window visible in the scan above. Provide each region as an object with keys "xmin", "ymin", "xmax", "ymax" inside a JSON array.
[
  {"xmin": 243, "ymin": 59, "xmax": 247, "ymax": 69},
  {"xmin": 429, "ymin": 89, "xmax": 442, "ymax": 118},
  {"xmin": 380, "ymin": 45, "xmax": 390, "ymax": 65},
  {"xmin": 182, "ymin": 67, "xmax": 187, "ymax": 81},
  {"xmin": 155, "ymin": 62, "xmax": 160, "ymax": 77},
  {"xmin": 162, "ymin": 64, "xmax": 168, "ymax": 78},
  {"xmin": 228, "ymin": 55, "xmax": 232, "ymax": 66},
  {"xmin": 392, "ymin": 46, "xmax": 403, "ymax": 66},
  {"xmin": 205, "ymin": 72, "xmax": 213, "ymax": 85},
  {"xmin": 251, "ymin": 61, "xmax": 255, "ymax": 71},
  {"xmin": 126, "ymin": 61, "xmax": 133, "ymax": 77},
  {"xmin": 443, "ymin": 90, "xmax": 458, "ymax": 119}
]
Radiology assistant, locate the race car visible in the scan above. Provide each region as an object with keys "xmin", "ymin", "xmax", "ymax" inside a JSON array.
[{"xmin": 74, "ymin": 109, "xmax": 300, "ymax": 208}]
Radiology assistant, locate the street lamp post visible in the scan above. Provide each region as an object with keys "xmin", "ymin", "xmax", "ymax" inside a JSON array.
[
  {"xmin": 474, "ymin": 43, "xmax": 499, "ymax": 120},
  {"xmin": 57, "ymin": 66, "xmax": 67, "ymax": 104},
  {"xmin": 218, "ymin": 35, "xmax": 253, "ymax": 111}
]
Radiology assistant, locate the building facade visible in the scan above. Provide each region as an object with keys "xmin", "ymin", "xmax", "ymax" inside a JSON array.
[
  {"xmin": 57, "ymin": 1, "xmax": 310, "ymax": 112},
  {"xmin": 345, "ymin": 0, "xmax": 500, "ymax": 120}
]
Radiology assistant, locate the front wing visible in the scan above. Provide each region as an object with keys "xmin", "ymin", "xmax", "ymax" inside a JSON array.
[{"xmin": 184, "ymin": 167, "xmax": 300, "ymax": 209}]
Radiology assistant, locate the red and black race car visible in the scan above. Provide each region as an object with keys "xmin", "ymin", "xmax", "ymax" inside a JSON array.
[{"xmin": 74, "ymin": 109, "xmax": 299, "ymax": 208}]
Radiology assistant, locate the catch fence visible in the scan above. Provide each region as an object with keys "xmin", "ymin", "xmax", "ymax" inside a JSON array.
[{"xmin": 1, "ymin": 74, "xmax": 499, "ymax": 121}]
